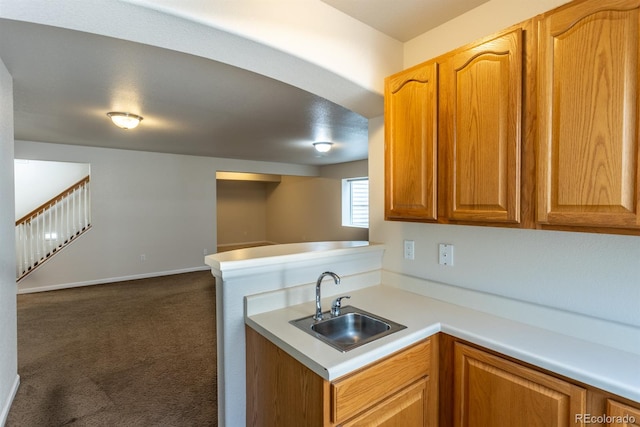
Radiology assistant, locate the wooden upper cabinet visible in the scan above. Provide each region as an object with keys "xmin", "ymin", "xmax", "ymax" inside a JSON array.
[
  {"xmin": 385, "ymin": 61, "xmax": 438, "ymax": 221},
  {"xmin": 537, "ymin": 0, "xmax": 640, "ymax": 230},
  {"xmin": 440, "ymin": 28, "xmax": 523, "ymax": 224}
]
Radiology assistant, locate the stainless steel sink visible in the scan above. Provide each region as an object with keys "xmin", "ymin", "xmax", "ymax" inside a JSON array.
[{"xmin": 290, "ymin": 306, "xmax": 406, "ymax": 352}]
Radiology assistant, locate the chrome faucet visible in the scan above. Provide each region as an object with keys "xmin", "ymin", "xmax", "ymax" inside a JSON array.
[
  {"xmin": 314, "ymin": 271, "xmax": 341, "ymax": 321},
  {"xmin": 331, "ymin": 295, "xmax": 351, "ymax": 317}
]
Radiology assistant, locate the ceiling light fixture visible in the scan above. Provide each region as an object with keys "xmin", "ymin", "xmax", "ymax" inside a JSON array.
[
  {"xmin": 107, "ymin": 112, "xmax": 143, "ymax": 130},
  {"xmin": 313, "ymin": 142, "xmax": 333, "ymax": 153}
]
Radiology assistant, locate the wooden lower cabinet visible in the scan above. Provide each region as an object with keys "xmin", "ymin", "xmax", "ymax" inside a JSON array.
[
  {"xmin": 246, "ymin": 326, "xmax": 437, "ymax": 426},
  {"xmin": 246, "ymin": 326, "xmax": 328, "ymax": 426},
  {"xmin": 247, "ymin": 328, "xmax": 640, "ymax": 427},
  {"xmin": 453, "ymin": 342, "xmax": 587, "ymax": 427},
  {"xmin": 606, "ymin": 399, "xmax": 640, "ymax": 426},
  {"xmin": 342, "ymin": 378, "xmax": 429, "ymax": 426}
]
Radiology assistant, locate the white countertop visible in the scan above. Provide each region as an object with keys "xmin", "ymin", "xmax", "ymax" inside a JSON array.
[
  {"xmin": 246, "ymin": 285, "xmax": 640, "ymax": 403},
  {"xmin": 205, "ymin": 241, "xmax": 372, "ymax": 273}
]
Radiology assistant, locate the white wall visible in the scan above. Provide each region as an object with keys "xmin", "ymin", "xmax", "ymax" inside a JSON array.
[
  {"xmin": 14, "ymin": 159, "xmax": 91, "ymax": 219},
  {"xmin": 0, "ymin": 56, "xmax": 19, "ymax": 427},
  {"xmin": 217, "ymin": 160, "xmax": 368, "ymax": 246},
  {"xmin": 370, "ymin": 0, "xmax": 640, "ymax": 351},
  {"xmin": 216, "ymin": 180, "xmax": 269, "ymax": 246},
  {"xmin": 15, "ymin": 140, "xmax": 319, "ymax": 293},
  {"xmin": 265, "ymin": 160, "xmax": 369, "ymax": 243},
  {"xmin": 403, "ymin": 0, "xmax": 572, "ymax": 68}
]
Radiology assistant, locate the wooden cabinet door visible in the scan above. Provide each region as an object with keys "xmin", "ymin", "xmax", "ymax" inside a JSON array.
[
  {"xmin": 537, "ymin": 0, "xmax": 640, "ymax": 229},
  {"xmin": 331, "ymin": 339, "xmax": 431, "ymax": 423},
  {"xmin": 342, "ymin": 379, "xmax": 428, "ymax": 427},
  {"xmin": 607, "ymin": 399, "xmax": 640, "ymax": 426},
  {"xmin": 245, "ymin": 326, "xmax": 329, "ymax": 427},
  {"xmin": 440, "ymin": 28, "xmax": 523, "ymax": 223},
  {"xmin": 385, "ymin": 61, "xmax": 438, "ymax": 221},
  {"xmin": 454, "ymin": 343, "xmax": 586, "ymax": 427}
]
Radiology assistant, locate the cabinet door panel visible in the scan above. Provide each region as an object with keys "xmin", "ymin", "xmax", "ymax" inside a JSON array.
[
  {"xmin": 607, "ymin": 399, "xmax": 640, "ymax": 426},
  {"xmin": 342, "ymin": 378, "xmax": 428, "ymax": 427},
  {"xmin": 454, "ymin": 343, "xmax": 586, "ymax": 427},
  {"xmin": 442, "ymin": 29, "xmax": 522, "ymax": 223},
  {"xmin": 537, "ymin": 0, "xmax": 640, "ymax": 228},
  {"xmin": 385, "ymin": 62, "xmax": 438, "ymax": 221}
]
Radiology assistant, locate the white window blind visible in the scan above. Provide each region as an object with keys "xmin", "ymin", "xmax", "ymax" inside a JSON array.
[{"xmin": 342, "ymin": 177, "xmax": 369, "ymax": 228}]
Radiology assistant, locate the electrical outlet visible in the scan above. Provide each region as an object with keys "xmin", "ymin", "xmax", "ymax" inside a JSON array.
[
  {"xmin": 438, "ymin": 244, "xmax": 454, "ymax": 266},
  {"xmin": 403, "ymin": 240, "xmax": 415, "ymax": 260},
  {"xmin": 140, "ymin": 254, "xmax": 146, "ymax": 262}
]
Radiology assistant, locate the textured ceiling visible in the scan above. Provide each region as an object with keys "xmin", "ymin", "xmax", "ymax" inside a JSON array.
[{"xmin": 1, "ymin": 0, "xmax": 488, "ymax": 166}]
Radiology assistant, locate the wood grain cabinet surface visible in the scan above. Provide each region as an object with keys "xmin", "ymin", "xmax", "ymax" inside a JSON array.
[
  {"xmin": 385, "ymin": 0, "xmax": 640, "ymax": 235},
  {"xmin": 537, "ymin": 0, "xmax": 640, "ymax": 231},
  {"xmin": 439, "ymin": 334, "xmax": 640, "ymax": 427},
  {"xmin": 453, "ymin": 342, "xmax": 587, "ymax": 427},
  {"xmin": 246, "ymin": 327, "xmax": 640, "ymax": 427},
  {"xmin": 341, "ymin": 379, "xmax": 429, "ymax": 426},
  {"xmin": 440, "ymin": 28, "xmax": 523, "ymax": 224},
  {"xmin": 246, "ymin": 326, "xmax": 437, "ymax": 427},
  {"xmin": 607, "ymin": 399, "xmax": 640, "ymax": 426},
  {"xmin": 384, "ymin": 61, "xmax": 439, "ymax": 222},
  {"xmin": 384, "ymin": 26, "xmax": 528, "ymax": 227}
]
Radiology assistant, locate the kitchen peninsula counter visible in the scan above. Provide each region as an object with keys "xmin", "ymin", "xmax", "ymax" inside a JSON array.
[{"xmin": 246, "ymin": 284, "xmax": 640, "ymax": 403}]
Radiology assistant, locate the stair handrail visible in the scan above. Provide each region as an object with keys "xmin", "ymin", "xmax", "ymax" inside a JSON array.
[{"xmin": 15, "ymin": 175, "xmax": 91, "ymax": 226}]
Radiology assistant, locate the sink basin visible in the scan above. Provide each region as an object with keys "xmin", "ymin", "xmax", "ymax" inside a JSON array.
[{"xmin": 290, "ymin": 306, "xmax": 406, "ymax": 352}]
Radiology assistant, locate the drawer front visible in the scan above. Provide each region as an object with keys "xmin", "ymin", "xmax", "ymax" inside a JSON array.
[{"xmin": 331, "ymin": 338, "xmax": 431, "ymax": 423}]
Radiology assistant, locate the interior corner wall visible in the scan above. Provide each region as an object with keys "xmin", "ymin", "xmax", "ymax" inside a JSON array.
[
  {"xmin": 13, "ymin": 140, "xmax": 319, "ymax": 293},
  {"xmin": 265, "ymin": 160, "xmax": 369, "ymax": 244},
  {"xmin": 14, "ymin": 160, "xmax": 91, "ymax": 219},
  {"xmin": 402, "ymin": 0, "xmax": 572, "ymax": 68},
  {"xmin": 0, "ymin": 56, "xmax": 19, "ymax": 426},
  {"xmin": 370, "ymin": 0, "xmax": 640, "ymax": 334}
]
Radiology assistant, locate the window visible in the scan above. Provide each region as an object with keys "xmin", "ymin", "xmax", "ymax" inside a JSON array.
[{"xmin": 342, "ymin": 177, "xmax": 369, "ymax": 228}]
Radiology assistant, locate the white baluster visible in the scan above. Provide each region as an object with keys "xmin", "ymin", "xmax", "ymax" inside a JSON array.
[
  {"xmin": 87, "ymin": 181, "xmax": 92, "ymax": 226},
  {"xmin": 83, "ymin": 183, "xmax": 88, "ymax": 229},
  {"xmin": 65, "ymin": 195, "xmax": 70, "ymax": 243},
  {"xmin": 36, "ymin": 214, "xmax": 41, "ymax": 263},
  {"xmin": 51, "ymin": 200, "xmax": 60, "ymax": 249},
  {"xmin": 16, "ymin": 177, "xmax": 93, "ymax": 279},
  {"xmin": 15, "ymin": 226, "xmax": 21, "ymax": 278},
  {"xmin": 21, "ymin": 224, "xmax": 28, "ymax": 273},
  {"xmin": 47, "ymin": 206, "xmax": 52, "ymax": 256},
  {"xmin": 39, "ymin": 212, "xmax": 44, "ymax": 262},
  {"xmin": 28, "ymin": 220, "xmax": 33, "ymax": 270}
]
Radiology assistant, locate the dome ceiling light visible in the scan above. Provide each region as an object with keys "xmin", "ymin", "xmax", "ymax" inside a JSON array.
[
  {"xmin": 107, "ymin": 112, "xmax": 143, "ymax": 130},
  {"xmin": 313, "ymin": 142, "xmax": 333, "ymax": 153}
]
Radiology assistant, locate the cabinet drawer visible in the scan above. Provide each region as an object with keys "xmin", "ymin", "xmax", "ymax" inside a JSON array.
[
  {"xmin": 342, "ymin": 378, "xmax": 428, "ymax": 426},
  {"xmin": 331, "ymin": 338, "xmax": 431, "ymax": 423}
]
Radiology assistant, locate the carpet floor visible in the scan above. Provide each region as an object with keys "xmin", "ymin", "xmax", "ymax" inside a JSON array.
[{"xmin": 7, "ymin": 271, "xmax": 217, "ymax": 426}]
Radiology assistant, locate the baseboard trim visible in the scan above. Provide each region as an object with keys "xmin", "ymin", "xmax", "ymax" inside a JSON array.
[
  {"xmin": 17, "ymin": 266, "xmax": 211, "ymax": 294},
  {"xmin": 0, "ymin": 375, "xmax": 20, "ymax": 427}
]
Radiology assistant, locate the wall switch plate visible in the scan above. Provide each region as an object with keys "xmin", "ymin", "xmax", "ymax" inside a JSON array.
[
  {"xmin": 403, "ymin": 240, "xmax": 415, "ymax": 260},
  {"xmin": 438, "ymin": 244, "xmax": 454, "ymax": 266}
]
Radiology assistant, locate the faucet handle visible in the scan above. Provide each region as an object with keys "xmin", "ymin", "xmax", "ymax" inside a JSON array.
[{"xmin": 331, "ymin": 295, "xmax": 351, "ymax": 317}]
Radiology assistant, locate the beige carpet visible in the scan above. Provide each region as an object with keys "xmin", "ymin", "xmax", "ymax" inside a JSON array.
[{"xmin": 7, "ymin": 271, "xmax": 217, "ymax": 426}]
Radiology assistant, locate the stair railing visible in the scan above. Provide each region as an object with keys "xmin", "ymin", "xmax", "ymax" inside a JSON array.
[{"xmin": 15, "ymin": 176, "xmax": 92, "ymax": 281}]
